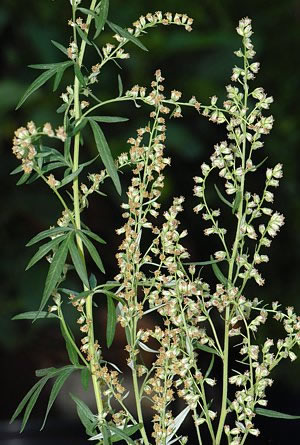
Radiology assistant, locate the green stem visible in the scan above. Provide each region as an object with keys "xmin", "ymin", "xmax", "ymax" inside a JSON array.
[
  {"xmin": 132, "ymin": 369, "xmax": 150, "ymax": 445},
  {"xmin": 71, "ymin": 0, "xmax": 104, "ymax": 418}
]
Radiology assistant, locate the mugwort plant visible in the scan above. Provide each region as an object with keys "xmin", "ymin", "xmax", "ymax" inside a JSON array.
[{"xmin": 10, "ymin": 1, "xmax": 300, "ymax": 444}]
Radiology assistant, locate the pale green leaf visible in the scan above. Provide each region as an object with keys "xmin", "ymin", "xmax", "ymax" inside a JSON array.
[
  {"xmin": 12, "ymin": 311, "xmax": 58, "ymax": 320},
  {"xmin": 255, "ymin": 407, "xmax": 300, "ymax": 420},
  {"xmin": 107, "ymin": 20, "xmax": 148, "ymax": 52},
  {"xmin": 106, "ymin": 294, "xmax": 117, "ymax": 348}
]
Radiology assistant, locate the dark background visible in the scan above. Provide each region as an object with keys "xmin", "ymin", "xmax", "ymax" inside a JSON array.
[{"xmin": 0, "ymin": 0, "xmax": 300, "ymax": 443}]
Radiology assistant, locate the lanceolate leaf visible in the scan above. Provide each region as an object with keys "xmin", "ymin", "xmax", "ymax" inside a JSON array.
[
  {"xmin": 41, "ymin": 366, "xmax": 76, "ymax": 430},
  {"xmin": 16, "ymin": 69, "xmax": 58, "ymax": 110},
  {"xmin": 69, "ymin": 236, "xmax": 89, "ymax": 288},
  {"xmin": 51, "ymin": 40, "xmax": 68, "ymax": 55},
  {"xmin": 80, "ymin": 367, "xmax": 90, "ymax": 391},
  {"xmin": 60, "ymin": 321, "xmax": 80, "ymax": 366},
  {"xmin": 118, "ymin": 74, "xmax": 123, "ymax": 97},
  {"xmin": 106, "ymin": 20, "xmax": 148, "ymax": 52},
  {"xmin": 77, "ymin": 231, "xmax": 105, "ymax": 274},
  {"xmin": 94, "ymin": 0, "xmax": 109, "ymax": 39},
  {"xmin": 185, "ymin": 258, "xmax": 224, "ymax": 266},
  {"xmin": 214, "ymin": 184, "xmax": 233, "ymax": 208},
  {"xmin": 80, "ymin": 229, "xmax": 106, "ymax": 244},
  {"xmin": 89, "ymin": 119, "xmax": 121, "ymax": 195},
  {"xmin": 211, "ymin": 255, "xmax": 228, "ymax": 286},
  {"xmin": 77, "ymin": 26, "xmax": 92, "ymax": 46},
  {"xmin": 28, "ymin": 61, "xmax": 72, "ymax": 70},
  {"xmin": 38, "ymin": 234, "xmax": 71, "ymax": 315},
  {"xmin": 26, "ymin": 236, "xmax": 66, "ymax": 270},
  {"xmin": 106, "ymin": 294, "xmax": 117, "ymax": 348},
  {"xmin": 255, "ymin": 407, "xmax": 300, "ymax": 420},
  {"xmin": 88, "ymin": 116, "xmax": 128, "ymax": 123},
  {"xmin": 196, "ymin": 342, "xmax": 220, "ymax": 357},
  {"xmin": 74, "ymin": 63, "xmax": 86, "ymax": 87},
  {"xmin": 232, "ymin": 190, "xmax": 242, "ymax": 214},
  {"xmin": 12, "ymin": 311, "xmax": 59, "ymax": 320},
  {"xmin": 53, "ymin": 62, "xmax": 73, "ymax": 91},
  {"xmin": 107, "ymin": 424, "xmax": 136, "ymax": 445},
  {"xmin": 70, "ymin": 393, "xmax": 94, "ymax": 425},
  {"xmin": 57, "ymin": 165, "xmax": 84, "ymax": 188},
  {"xmin": 20, "ymin": 378, "xmax": 49, "ymax": 432},
  {"xmin": 26, "ymin": 226, "xmax": 71, "ymax": 247}
]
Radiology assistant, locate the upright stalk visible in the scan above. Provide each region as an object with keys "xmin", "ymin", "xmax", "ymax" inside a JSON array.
[{"xmin": 72, "ymin": 0, "xmax": 104, "ymax": 418}]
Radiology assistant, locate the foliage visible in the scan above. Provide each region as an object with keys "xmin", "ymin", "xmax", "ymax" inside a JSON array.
[{"xmin": 9, "ymin": 1, "xmax": 300, "ymax": 444}]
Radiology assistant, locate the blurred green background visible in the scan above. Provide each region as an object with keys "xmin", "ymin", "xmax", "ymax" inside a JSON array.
[{"xmin": 1, "ymin": 0, "xmax": 299, "ymax": 443}]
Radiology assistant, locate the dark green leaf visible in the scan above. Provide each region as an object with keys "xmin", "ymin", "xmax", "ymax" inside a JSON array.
[
  {"xmin": 211, "ymin": 255, "xmax": 228, "ymax": 286},
  {"xmin": 110, "ymin": 424, "xmax": 142, "ymax": 443},
  {"xmin": 205, "ymin": 354, "xmax": 215, "ymax": 378},
  {"xmin": 255, "ymin": 408, "xmax": 300, "ymax": 420},
  {"xmin": 94, "ymin": 0, "xmax": 109, "ymax": 39},
  {"xmin": 60, "ymin": 321, "xmax": 80, "ymax": 366},
  {"xmin": 69, "ymin": 236, "xmax": 89, "ymax": 288},
  {"xmin": 78, "ymin": 7, "xmax": 98, "ymax": 19},
  {"xmin": 53, "ymin": 62, "xmax": 73, "ymax": 91},
  {"xmin": 20, "ymin": 377, "xmax": 49, "ymax": 432},
  {"xmin": 118, "ymin": 74, "xmax": 123, "ymax": 97},
  {"xmin": 26, "ymin": 235, "xmax": 66, "ymax": 271},
  {"xmin": 16, "ymin": 69, "xmax": 57, "ymax": 110},
  {"xmin": 38, "ymin": 235, "xmax": 71, "ymax": 314},
  {"xmin": 106, "ymin": 20, "xmax": 148, "ymax": 52},
  {"xmin": 80, "ymin": 368, "xmax": 90, "ymax": 391},
  {"xmin": 88, "ymin": 116, "xmax": 128, "ymax": 123},
  {"xmin": 57, "ymin": 103, "xmax": 68, "ymax": 113},
  {"xmin": 232, "ymin": 190, "xmax": 242, "ymax": 214},
  {"xmin": 57, "ymin": 165, "xmax": 84, "ymax": 188},
  {"xmin": 214, "ymin": 184, "xmax": 233, "ymax": 208},
  {"xmin": 12, "ymin": 311, "xmax": 59, "ymax": 320},
  {"xmin": 107, "ymin": 424, "xmax": 136, "ymax": 445},
  {"xmin": 70, "ymin": 394, "xmax": 96, "ymax": 436},
  {"xmin": 41, "ymin": 367, "xmax": 75, "ymax": 429},
  {"xmin": 29, "ymin": 61, "xmax": 71, "ymax": 70},
  {"xmin": 80, "ymin": 229, "xmax": 106, "ymax": 244},
  {"xmin": 10, "ymin": 376, "xmax": 47, "ymax": 425},
  {"xmin": 16, "ymin": 172, "xmax": 31, "ymax": 185},
  {"xmin": 89, "ymin": 119, "xmax": 121, "ymax": 195},
  {"xmin": 77, "ymin": 26, "xmax": 92, "ymax": 46},
  {"xmin": 250, "ymin": 156, "xmax": 268, "ymax": 172},
  {"xmin": 196, "ymin": 342, "xmax": 220, "ymax": 356},
  {"xmin": 26, "ymin": 227, "xmax": 71, "ymax": 247},
  {"xmin": 89, "ymin": 273, "xmax": 97, "ymax": 289},
  {"xmin": 78, "ymin": 231, "xmax": 105, "ymax": 274},
  {"xmin": 51, "ymin": 40, "xmax": 68, "ymax": 55},
  {"xmin": 184, "ymin": 258, "xmax": 224, "ymax": 266},
  {"xmin": 74, "ymin": 63, "xmax": 86, "ymax": 87},
  {"xmin": 70, "ymin": 393, "xmax": 94, "ymax": 420},
  {"xmin": 103, "ymin": 425, "xmax": 111, "ymax": 445},
  {"xmin": 106, "ymin": 295, "xmax": 117, "ymax": 348},
  {"xmin": 64, "ymin": 137, "xmax": 72, "ymax": 162},
  {"xmin": 10, "ymin": 164, "xmax": 24, "ymax": 175},
  {"xmin": 70, "ymin": 118, "xmax": 88, "ymax": 137}
]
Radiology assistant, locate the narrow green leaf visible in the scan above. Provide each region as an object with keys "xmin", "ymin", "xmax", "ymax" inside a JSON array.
[
  {"xmin": 89, "ymin": 273, "xmax": 97, "ymax": 289},
  {"xmin": 16, "ymin": 172, "xmax": 31, "ymax": 185},
  {"xmin": 110, "ymin": 424, "xmax": 142, "ymax": 443},
  {"xmin": 211, "ymin": 255, "xmax": 228, "ymax": 286},
  {"xmin": 107, "ymin": 20, "xmax": 148, "ymax": 52},
  {"xmin": 69, "ymin": 236, "xmax": 89, "ymax": 288},
  {"xmin": 214, "ymin": 184, "xmax": 233, "ymax": 208},
  {"xmin": 74, "ymin": 63, "xmax": 86, "ymax": 87},
  {"xmin": 80, "ymin": 229, "xmax": 106, "ymax": 244},
  {"xmin": 53, "ymin": 62, "xmax": 73, "ymax": 92},
  {"xmin": 16, "ymin": 69, "xmax": 57, "ymax": 110},
  {"xmin": 70, "ymin": 118, "xmax": 88, "ymax": 137},
  {"xmin": 118, "ymin": 74, "xmax": 123, "ymax": 97},
  {"xmin": 35, "ymin": 367, "xmax": 57, "ymax": 377},
  {"xmin": 64, "ymin": 137, "xmax": 72, "ymax": 162},
  {"xmin": 10, "ymin": 164, "xmax": 24, "ymax": 175},
  {"xmin": 77, "ymin": 231, "xmax": 105, "ymax": 274},
  {"xmin": 106, "ymin": 295, "xmax": 117, "ymax": 348},
  {"xmin": 12, "ymin": 311, "xmax": 58, "ymax": 320},
  {"xmin": 26, "ymin": 236, "xmax": 66, "ymax": 270},
  {"xmin": 249, "ymin": 156, "xmax": 268, "ymax": 172},
  {"xmin": 232, "ymin": 190, "xmax": 242, "ymax": 214},
  {"xmin": 205, "ymin": 354, "xmax": 215, "ymax": 378},
  {"xmin": 10, "ymin": 375, "xmax": 48, "ymax": 425},
  {"xmin": 88, "ymin": 116, "xmax": 128, "ymax": 123},
  {"xmin": 89, "ymin": 119, "xmax": 121, "ymax": 195},
  {"xmin": 20, "ymin": 378, "xmax": 49, "ymax": 432},
  {"xmin": 77, "ymin": 26, "xmax": 92, "ymax": 45},
  {"xmin": 94, "ymin": 0, "xmax": 109, "ymax": 39},
  {"xmin": 255, "ymin": 407, "xmax": 300, "ymax": 420},
  {"xmin": 57, "ymin": 165, "xmax": 84, "ymax": 188},
  {"xmin": 60, "ymin": 321, "xmax": 79, "ymax": 366},
  {"xmin": 196, "ymin": 342, "xmax": 220, "ymax": 356},
  {"xmin": 29, "ymin": 61, "xmax": 72, "ymax": 70},
  {"xmin": 102, "ymin": 425, "xmax": 111, "ymax": 445},
  {"xmin": 57, "ymin": 103, "xmax": 68, "ymax": 113},
  {"xmin": 38, "ymin": 235, "xmax": 71, "ymax": 314},
  {"xmin": 26, "ymin": 227, "xmax": 71, "ymax": 247},
  {"xmin": 51, "ymin": 40, "xmax": 68, "ymax": 55},
  {"xmin": 70, "ymin": 393, "xmax": 94, "ymax": 420},
  {"xmin": 78, "ymin": 7, "xmax": 98, "ymax": 19},
  {"xmin": 184, "ymin": 258, "xmax": 223, "ymax": 266},
  {"xmin": 107, "ymin": 424, "xmax": 136, "ymax": 445},
  {"xmin": 41, "ymin": 367, "xmax": 75, "ymax": 429},
  {"xmin": 80, "ymin": 368, "xmax": 90, "ymax": 391}
]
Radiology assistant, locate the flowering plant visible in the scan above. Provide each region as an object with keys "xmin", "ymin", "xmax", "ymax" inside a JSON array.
[{"xmin": 10, "ymin": 1, "xmax": 300, "ymax": 444}]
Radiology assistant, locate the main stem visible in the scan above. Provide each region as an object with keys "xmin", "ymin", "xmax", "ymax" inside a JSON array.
[
  {"xmin": 72, "ymin": 0, "xmax": 104, "ymax": 418},
  {"xmin": 215, "ymin": 50, "xmax": 248, "ymax": 445}
]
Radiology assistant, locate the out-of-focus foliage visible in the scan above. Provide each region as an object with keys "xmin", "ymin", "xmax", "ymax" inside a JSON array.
[{"xmin": 1, "ymin": 0, "xmax": 299, "ymax": 438}]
